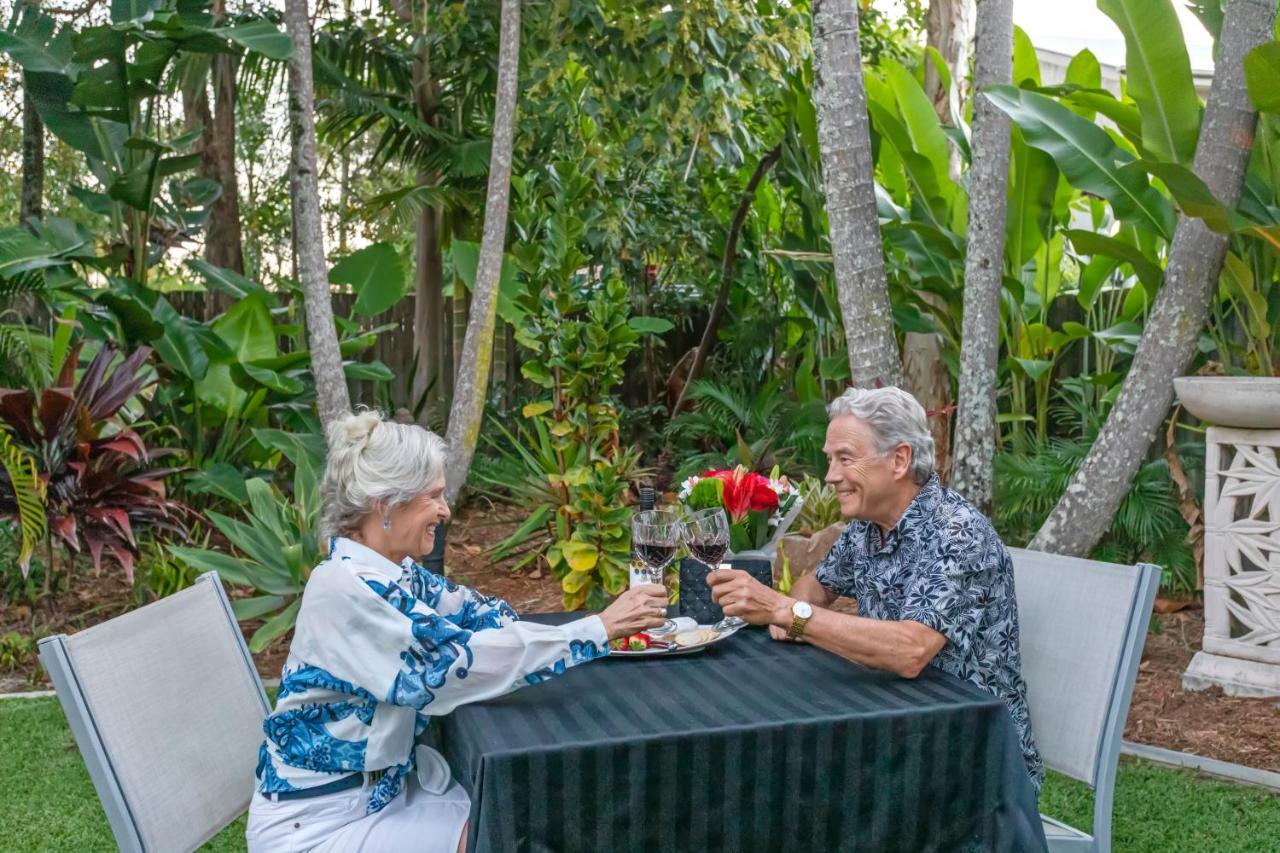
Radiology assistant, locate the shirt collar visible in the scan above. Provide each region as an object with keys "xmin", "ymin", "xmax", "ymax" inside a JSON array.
[
  {"xmin": 327, "ymin": 536, "xmax": 407, "ymax": 581},
  {"xmin": 868, "ymin": 474, "xmax": 942, "ymax": 554}
]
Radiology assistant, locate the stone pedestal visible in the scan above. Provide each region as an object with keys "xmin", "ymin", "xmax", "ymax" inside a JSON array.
[{"xmin": 1182, "ymin": 426, "xmax": 1280, "ymax": 698}]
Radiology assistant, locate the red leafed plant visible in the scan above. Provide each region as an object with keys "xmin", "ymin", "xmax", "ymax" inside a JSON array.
[{"xmin": 0, "ymin": 345, "xmax": 188, "ymax": 581}]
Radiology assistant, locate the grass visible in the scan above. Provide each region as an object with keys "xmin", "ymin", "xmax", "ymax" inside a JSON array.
[{"xmin": 3, "ymin": 695, "xmax": 1279, "ymax": 851}]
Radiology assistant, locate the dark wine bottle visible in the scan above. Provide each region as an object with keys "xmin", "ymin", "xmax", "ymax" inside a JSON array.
[{"xmin": 631, "ymin": 485, "xmax": 658, "ymax": 588}]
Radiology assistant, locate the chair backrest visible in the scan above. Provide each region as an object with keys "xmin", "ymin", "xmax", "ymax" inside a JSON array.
[
  {"xmin": 38, "ymin": 572, "xmax": 269, "ymax": 853},
  {"xmin": 1009, "ymin": 548, "xmax": 1159, "ymax": 845}
]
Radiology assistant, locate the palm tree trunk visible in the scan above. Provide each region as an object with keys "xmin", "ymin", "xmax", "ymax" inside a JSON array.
[
  {"xmin": 442, "ymin": 0, "xmax": 520, "ymax": 503},
  {"xmin": 20, "ymin": 84, "xmax": 43, "ymax": 226},
  {"xmin": 413, "ymin": 194, "xmax": 444, "ymax": 412},
  {"xmin": 924, "ymin": 0, "xmax": 975, "ymax": 127},
  {"xmin": 409, "ymin": 3, "xmax": 446, "ymax": 415},
  {"xmin": 812, "ymin": 0, "xmax": 904, "ymax": 389},
  {"xmin": 951, "ymin": 0, "xmax": 1014, "ymax": 511},
  {"xmin": 204, "ymin": 0, "xmax": 244, "ymax": 283},
  {"xmin": 1030, "ymin": 0, "xmax": 1276, "ymax": 555},
  {"xmin": 284, "ymin": 0, "xmax": 351, "ymax": 427},
  {"xmin": 18, "ymin": 0, "xmax": 42, "ymax": 229}
]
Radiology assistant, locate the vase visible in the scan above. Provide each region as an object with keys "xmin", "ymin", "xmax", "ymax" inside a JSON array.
[{"xmin": 677, "ymin": 556, "xmax": 774, "ymax": 625}]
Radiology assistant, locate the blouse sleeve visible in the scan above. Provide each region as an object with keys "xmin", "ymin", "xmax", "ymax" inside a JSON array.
[
  {"xmin": 342, "ymin": 572, "xmax": 609, "ymax": 714},
  {"xmin": 404, "ymin": 560, "xmax": 518, "ymax": 631}
]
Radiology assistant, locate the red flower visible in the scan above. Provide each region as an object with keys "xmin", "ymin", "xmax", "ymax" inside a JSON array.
[{"xmin": 748, "ymin": 477, "xmax": 779, "ymax": 512}]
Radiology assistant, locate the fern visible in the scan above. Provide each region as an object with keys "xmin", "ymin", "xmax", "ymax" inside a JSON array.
[
  {"xmin": 0, "ymin": 270, "xmax": 46, "ymax": 297},
  {"xmin": 993, "ymin": 436, "xmax": 1195, "ymax": 593},
  {"xmin": 666, "ymin": 377, "xmax": 828, "ymax": 478},
  {"xmin": 0, "ymin": 427, "xmax": 47, "ymax": 577},
  {"xmin": 0, "ymin": 323, "xmax": 52, "ymax": 389}
]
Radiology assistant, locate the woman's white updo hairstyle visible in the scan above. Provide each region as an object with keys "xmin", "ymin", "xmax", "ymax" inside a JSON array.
[{"xmin": 320, "ymin": 409, "xmax": 447, "ymax": 541}]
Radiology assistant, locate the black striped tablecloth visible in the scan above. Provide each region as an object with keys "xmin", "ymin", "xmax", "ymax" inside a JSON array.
[{"xmin": 439, "ymin": 616, "xmax": 1047, "ymax": 853}]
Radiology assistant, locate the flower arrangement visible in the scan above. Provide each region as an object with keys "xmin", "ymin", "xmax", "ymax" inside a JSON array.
[{"xmin": 677, "ymin": 465, "xmax": 803, "ymax": 555}]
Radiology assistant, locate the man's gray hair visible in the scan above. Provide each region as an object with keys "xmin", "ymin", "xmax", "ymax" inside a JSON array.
[
  {"xmin": 828, "ymin": 386, "xmax": 936, "ymax": 485},
  {"xmin": 320, "ymin": 409, "xmax": 447, "ymax": 541}
]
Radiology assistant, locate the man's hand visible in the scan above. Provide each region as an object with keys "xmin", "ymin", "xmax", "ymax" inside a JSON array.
[{"xmin": 707, "ymin": 568, "xmax": 791, "ymax": 626}]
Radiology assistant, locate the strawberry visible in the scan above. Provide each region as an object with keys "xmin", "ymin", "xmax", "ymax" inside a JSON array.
[{"xmin": 627, "ymin": 633, "xmax": 651, "ymax": 651}]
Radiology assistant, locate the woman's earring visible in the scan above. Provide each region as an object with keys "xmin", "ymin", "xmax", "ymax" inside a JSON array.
[{"xmin": 382, "ymin": 517, "xmax": 391, "ymax": 530}]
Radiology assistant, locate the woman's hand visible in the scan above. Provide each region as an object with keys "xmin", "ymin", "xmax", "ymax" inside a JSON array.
[{"xmin": 599, "ymin": 585, "xmax": 669, "ymax": 640}]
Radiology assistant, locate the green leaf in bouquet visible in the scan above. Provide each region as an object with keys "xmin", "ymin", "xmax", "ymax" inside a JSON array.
[
  {"xmin": 729, "ymin": 524, "xmax": 752, "ymax": 554},
  {"xmin": 746, "ymin": 508, "xmax": 772, "ymax": 550},
  {"xmin": 686, "ymin": 477, "xmax": 724, "ymax": 510}
]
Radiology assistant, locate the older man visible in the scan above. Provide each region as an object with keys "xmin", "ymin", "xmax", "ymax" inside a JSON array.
[{"xmin": 707, "ymin": 386, "xmax": 1043, "ymax": 791}]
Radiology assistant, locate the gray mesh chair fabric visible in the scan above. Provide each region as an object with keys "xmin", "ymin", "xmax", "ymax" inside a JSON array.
[
  {"xmin": 38, "ymin": 573, "xmax": 269, "ymax": 853},
  {"xmin": 1009, "ymin": 548, "xmax": 1160, "ymax": 853}
]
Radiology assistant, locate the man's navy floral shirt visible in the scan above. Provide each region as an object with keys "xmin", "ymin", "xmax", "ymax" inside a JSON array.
[{"xmin": 814, "ymin": 474, "xmax": 1044, "ymax": 791}]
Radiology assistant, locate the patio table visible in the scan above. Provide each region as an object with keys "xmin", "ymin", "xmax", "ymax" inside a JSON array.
[{"xmin": 436, "ymin": 614, "xmax": 1047, "ymax": 852}]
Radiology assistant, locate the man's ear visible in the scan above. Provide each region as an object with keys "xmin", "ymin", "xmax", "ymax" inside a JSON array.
[{"xmin": 892, "ymin": 444, "xmax": 914, "ymax": 482}]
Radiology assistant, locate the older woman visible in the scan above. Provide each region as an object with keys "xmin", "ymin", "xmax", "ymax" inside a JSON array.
[{"xmin": 246, "ymin": 411, "xmax": 667, "ymax": 852}]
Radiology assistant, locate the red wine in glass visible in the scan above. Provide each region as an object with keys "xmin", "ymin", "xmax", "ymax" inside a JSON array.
[
  {"xmin": 635, "ymin": 541, "xmax": 678, "ymax": 568},
  {"xmin": 687, "ymin": 539, "xmax": 727, "ymax": 567}
]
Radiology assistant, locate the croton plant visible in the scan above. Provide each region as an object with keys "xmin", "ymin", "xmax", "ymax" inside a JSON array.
[{"xmin": 0, "ymin": 345, "xmax": 188, "ymax": 580}]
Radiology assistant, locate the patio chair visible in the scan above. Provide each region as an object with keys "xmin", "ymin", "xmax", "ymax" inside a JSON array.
[
  {"xmin": 37, "ymin": 572, "xmax": 269, "ymax": 853},
  {"xmin": 1009, "ymin": 548, "xmax": 1161, "ymax": 853}
]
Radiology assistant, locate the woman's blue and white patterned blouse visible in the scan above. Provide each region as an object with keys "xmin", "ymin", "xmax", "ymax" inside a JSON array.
[
  {"xmin": 255, "ymin": 537, "xmax": 609, "ymax": 813},
  {"xmin": 814, "ymin": 475, "xmax": 1045, "ymax": 792}
]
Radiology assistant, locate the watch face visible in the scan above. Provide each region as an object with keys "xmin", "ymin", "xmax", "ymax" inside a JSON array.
[{"xmin": 793, "ymin": 601, "xmax": 813, "ymax": 619}]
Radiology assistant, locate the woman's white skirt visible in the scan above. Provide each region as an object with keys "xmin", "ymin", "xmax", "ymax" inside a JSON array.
[{"xmin": 246, "ymin": 776, "xmax": 471, "ymax": 853}]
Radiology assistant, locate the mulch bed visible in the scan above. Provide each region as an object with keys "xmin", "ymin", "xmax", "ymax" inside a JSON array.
[
  {"xmin": 1127, "ymin": 607, "xmax": 1280, "ymax": 772},
  {"xmin": 4, "ymin": 502, "xmax": 1279, "ymax": 774}
]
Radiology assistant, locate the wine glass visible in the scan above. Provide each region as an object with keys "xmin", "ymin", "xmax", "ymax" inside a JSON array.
[
  {"xmin": 682, "ymin": 507, "xmax": 742, "ymax": 631},
  {"xmin": 631, "ymin": 509, "xmax": 680, "ymax": 636}
]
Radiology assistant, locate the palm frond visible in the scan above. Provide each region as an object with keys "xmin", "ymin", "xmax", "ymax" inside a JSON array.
[
  {"xmin": 0, "ymin": 426, "xmax": 48, "ymax": 577},
  {"xmin": 0, "ymin": 323, "xmax": 52, "ymax": 389}
]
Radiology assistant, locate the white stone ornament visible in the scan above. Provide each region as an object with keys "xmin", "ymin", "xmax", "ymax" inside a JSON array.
[{"xmin": 1183, "ymin": 426, "xmax": 1280, "ymax": 698}]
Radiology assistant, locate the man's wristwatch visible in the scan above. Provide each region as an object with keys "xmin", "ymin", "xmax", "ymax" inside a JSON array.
[{"xmin": 786, "ymin": 600, "xmax": 813, "ymax": 640}]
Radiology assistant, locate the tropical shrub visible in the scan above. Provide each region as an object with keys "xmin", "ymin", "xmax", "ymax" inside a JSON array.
[
  {"xmin": 484, "ymin": 277, "xmax": 658, "ymax": 609},
  {"xmin": 169, "ymin": 430, "xmax": 323, "ymax": 651},
  {"xmin": 0, "ymin": 345, "xmax": 188, "ymax": 583},
  {"xmin": 794, "ymin": 474, "xmax": 843, "ymax": 535},
  {"xmin": 665, "ymin": 377, "xmax": 829, "ymax": 479}
]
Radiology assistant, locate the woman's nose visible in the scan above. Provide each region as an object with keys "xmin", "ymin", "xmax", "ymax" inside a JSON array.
[{"xmin": 438, "ymin": 501, "xmax": 451, "ymax": 522}]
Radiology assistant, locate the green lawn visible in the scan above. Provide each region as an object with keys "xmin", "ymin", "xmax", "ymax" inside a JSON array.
[{"xmin": 4, "ymin": 696, "xmax": 1279, "ymax": 851}]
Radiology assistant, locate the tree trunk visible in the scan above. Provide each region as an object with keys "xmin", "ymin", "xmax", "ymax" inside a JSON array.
[
  {"xmin": 1029, "ymin": 0, "xmax": 1276, "ymax": 555},
  {"xmin": 812, "ymin": 0, "xmax": 904, "ymax": 389},
  {"xmin": 672, "ymin": 144, "xmax": 782, "ymax": 415},
  {"xmin": 451, "ymin": 284, "xmax": 469, "ymax": 387},
  {"xmin": 413, "ymin": 195, "xmax": 445, "ymax": 413},
  {"xmin": 20, "ymin": 82, "xmax": 43, "ymax": 227},
  {"xmin": 284, "ymin": 0, "xmax": 351, "ymax": 428},
  {"xmin": 204, "ymin": 0, "xmax": 244, "ymax": 280},
  {"xmin": 902, "ymin": 293, "xmax": 953, "ymax": 479},
  {"xmin": 18, "ymin": 0, "xmax": 42, "ymax": 228},
  {"xmin": 950, "ymin": 0, "xmax": 1014, "ymax": 511},
  {"xmin": 409, "ymin": 12, "xmax": 445, "ymax": 417},
  {"xmin": 442, "ymin": 0, "xmax": 520, "ymax": 504},
  {"xmin": 925, "ymin": 0, "xmax": 975, "ymax": 126}
]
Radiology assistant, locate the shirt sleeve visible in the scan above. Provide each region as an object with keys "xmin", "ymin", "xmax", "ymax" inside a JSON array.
[
  {"xmin": 897, "ymin": 511, "xmax": 998, "ymax": 656},
  {"xmin": 354, "ymin": 573, "xmax": 609, "ymax": 714},
  {"xmin": 404, "ymin": 560, "xmax": 518, "ymax": 631},
  {"xmin": 813, "ymin": 524, "xmax": 859, "ymax": 598}
]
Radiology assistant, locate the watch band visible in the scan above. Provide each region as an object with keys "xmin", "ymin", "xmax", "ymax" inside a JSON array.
[{"xmin": 786, "ymin": 608, "xmax": 811, "ymax": 641}]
